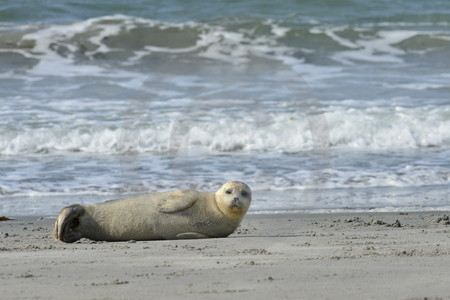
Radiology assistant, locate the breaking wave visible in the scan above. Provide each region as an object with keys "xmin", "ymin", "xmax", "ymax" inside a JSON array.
[
  {"xmin": 1, "ymin": 14, "xmax": 450, "ymax": 77},
  {"xmin": 1, "ymin": 105, "xmax": 449, "ymax": 155}
]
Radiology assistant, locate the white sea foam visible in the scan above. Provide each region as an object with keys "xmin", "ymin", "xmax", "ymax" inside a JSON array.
[
  {"xmin": 15, "ymin": 15, "xmax": 296, "ymax": 74},
  {"xmin": 395, "ymin": 83, "xmax": 450, "ymax": 90},
  {"xmin": 308, "ymin": 24, "xmax": 450, "ymax": 65},
  {"xmin": 5, "ymin": 14, "xmax": 447, "ymax": 94},
  {"xmin": 330, "ymin": 29, "xmax": 418, "ymax": 64},
  {"xmin": 1, "ymin": 105, "xmax": 449, "ymax": 155}
]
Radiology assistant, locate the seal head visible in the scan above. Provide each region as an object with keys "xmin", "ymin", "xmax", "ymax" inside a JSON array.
[{"xmin": 215, "ymin": 181, "xmax": 252, "ymax": 218}]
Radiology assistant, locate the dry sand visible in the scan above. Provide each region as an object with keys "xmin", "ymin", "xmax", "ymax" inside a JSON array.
[{"xmin": 1, "ymin": 212, "xmax": 450, "ymax": 300}]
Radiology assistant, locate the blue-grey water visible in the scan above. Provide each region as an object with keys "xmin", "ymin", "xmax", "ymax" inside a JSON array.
[{"xmin": 0, "ymin": 0, "xmax": 449, "ymax": 215}]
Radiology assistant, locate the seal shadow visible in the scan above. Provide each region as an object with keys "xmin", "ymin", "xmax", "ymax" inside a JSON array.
[{"xmin": 228, "ymin": 234, "xmax": 304, "ymax": 238}]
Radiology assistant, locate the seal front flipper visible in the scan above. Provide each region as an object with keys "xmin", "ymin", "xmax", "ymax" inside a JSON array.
[
  {"xmin": 176, "ymin": 232, "xmax": 209, "ymax": 239},
  {"xmin": 54, "ymin": 204, "xmax": 85, "ymax": 243},
  {"xmin": 157, "ymin": 190, "xmax": 200, "ymax": 213}
]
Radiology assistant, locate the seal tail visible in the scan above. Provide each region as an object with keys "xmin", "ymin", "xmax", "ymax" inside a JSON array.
[{"xmin": 54, "ymin": 204, "xmax": 85, "ymax": 243}]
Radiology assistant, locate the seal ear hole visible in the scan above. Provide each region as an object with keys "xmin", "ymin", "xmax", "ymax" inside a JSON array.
[
  {"xmin": 225, "ymin": 189, "xmax": 233, "ymax": 195},
  {"xmin": 241, "ymin": 191, "xmax": 249, "ymax": 197}
]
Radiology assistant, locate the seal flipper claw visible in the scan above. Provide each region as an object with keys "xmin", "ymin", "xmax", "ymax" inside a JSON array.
[{"xmin": 54, "ymin": 204, "xmax": 85, "ymax": 243}]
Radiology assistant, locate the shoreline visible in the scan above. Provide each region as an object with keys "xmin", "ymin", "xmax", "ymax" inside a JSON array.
[
  {"xmin": 1, "ymin": 183, "xmax": 449, "ymax": 217},
  {"xmin": 2, "ymin": 211, "xmax": 450, "ymax": 299}
]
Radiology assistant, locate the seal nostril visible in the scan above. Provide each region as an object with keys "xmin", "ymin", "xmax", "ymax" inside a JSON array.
[{"xmin": 233, "ymin": 197, "xmax": 239, "ymax": 202}]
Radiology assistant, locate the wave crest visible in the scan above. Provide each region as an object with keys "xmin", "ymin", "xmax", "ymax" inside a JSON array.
[
  {"xmin": 2, "ymin": 14, "xmax": 449, "ymax": 77},
  {"xmin": 1, "ymin": 106, "xmax": 449, "ymax": 155}
]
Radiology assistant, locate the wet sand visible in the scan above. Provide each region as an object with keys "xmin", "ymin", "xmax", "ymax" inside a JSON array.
[{"xmin": 1, "ymin": 212, "xmax": 450, "ymax": 299}]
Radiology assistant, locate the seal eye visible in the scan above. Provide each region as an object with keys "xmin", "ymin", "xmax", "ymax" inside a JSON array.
[
  {"xmin": 241, "ymin": 190, "xmax": 249, "ymax": 197},
  {"xmin": 225, "ymin": 189, "xmax": 233, "ymax": 195}
]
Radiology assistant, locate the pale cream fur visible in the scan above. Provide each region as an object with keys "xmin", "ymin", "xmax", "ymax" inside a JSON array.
[{"xmin": 54, "ymin": 181, "xmax": 251, "ymax": 242}]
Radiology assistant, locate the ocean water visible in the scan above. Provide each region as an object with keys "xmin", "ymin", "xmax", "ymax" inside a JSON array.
[{"xmin": 1, "ymin": 0, "xmax": 449, "ymax": 216}]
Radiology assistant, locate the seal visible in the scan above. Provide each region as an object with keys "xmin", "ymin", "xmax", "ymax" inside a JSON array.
[{"xmin": 54, "ymin": 181, "xmax": 251, "ymax": 243}]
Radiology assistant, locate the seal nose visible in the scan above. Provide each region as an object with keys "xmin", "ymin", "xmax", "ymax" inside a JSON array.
[{"xmin": 231, "ymin": 197, "xmax": 240, "ymax": 207}]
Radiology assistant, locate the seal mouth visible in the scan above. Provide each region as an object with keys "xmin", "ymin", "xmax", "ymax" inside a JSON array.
[{"xmin": 229, "ymin": 198, "xmax": 242, "ymax": 209}]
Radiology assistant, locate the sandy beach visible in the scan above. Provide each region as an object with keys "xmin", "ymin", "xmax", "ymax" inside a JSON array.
[
  {"xmin": 1, "ymin": 211, "xmax": 450, "ymax": 299},
  {"xmin": 1, "ymin": 1, "xmax": 450, "ymax": 299}
]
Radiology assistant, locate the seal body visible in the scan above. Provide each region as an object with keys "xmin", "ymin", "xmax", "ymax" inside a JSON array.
[{"xmin": 54, "ymin": 181, "xmax": 251, "ymax": 243}]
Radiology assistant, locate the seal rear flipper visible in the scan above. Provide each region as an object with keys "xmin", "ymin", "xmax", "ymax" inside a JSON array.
[
  {"xmin": 54, "ymin": 204, "xmax": 85, "ymax": 243},
  {"xmin": 176, "ymin": 232, "xmax": 209, "ymax": 239}
]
